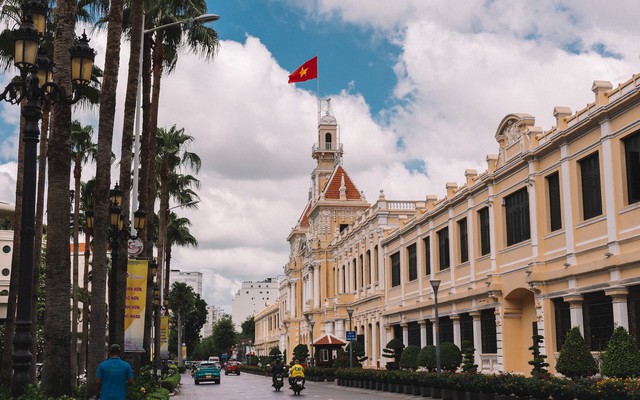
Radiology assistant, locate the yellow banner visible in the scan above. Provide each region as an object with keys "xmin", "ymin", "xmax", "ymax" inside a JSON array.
[
  {"xmin": 124, "ymin": 259, "xmax": 148, "ymax": 352},
  {"xmin": 160, "ymin": 315, "xmax": 169, "ymax": 359}
]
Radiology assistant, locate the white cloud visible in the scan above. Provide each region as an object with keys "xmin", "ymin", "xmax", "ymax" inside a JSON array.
[{"xmin": 1, "ymin": 1, "xmax": 638, "ymax": 313}]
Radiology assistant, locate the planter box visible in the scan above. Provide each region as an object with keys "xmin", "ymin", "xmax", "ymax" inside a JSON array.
[
  {"xmin": 389, "ymin": 383, "xmax": 397, "ymax": 393},
  {"xmin": 478, "ymin": 394, "xmax": 495, "ymax": 400},
  {"xmin": 465, "ymin": 392, "xmax": 481, "ymax": 400},
  {"xmin": 382, "ymin": 382, "xmax": 389, "ymax": 391},
  {"xmin": 431, "ymin": 387, "xmax": 442, "ymax": 399},
  {"xmin": 421, "ymin": 386, "xmax": 432, "ymax": 397}
]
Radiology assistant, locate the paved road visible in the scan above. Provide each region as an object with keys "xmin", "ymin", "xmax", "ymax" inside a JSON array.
[{"xmin": 175, "ymin": 372, "xmax": 428, "ymax": 400}]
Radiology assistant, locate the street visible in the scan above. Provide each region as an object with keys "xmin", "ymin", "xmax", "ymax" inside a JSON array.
[{"xmin": 175, "ymin": 372, "xmax": 428, "ymax": 400}]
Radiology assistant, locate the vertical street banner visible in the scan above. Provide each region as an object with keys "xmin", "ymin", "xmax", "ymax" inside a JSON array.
[
  {"xmin": 124, "ymin": 259, "xmax": 148, "ymax": 352},
  {"xmin": 160, "ymin": 315, "xmax": 170, "ymax": 359}
]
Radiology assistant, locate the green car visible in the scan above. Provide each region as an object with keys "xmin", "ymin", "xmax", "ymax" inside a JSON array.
[{"xmin": 194, "ymin": 362, "xmax": 221, "ymax": 385}]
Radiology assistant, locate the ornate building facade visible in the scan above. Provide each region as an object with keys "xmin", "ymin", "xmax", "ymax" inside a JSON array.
[{"xmin": 255, "ymin": 75, "xmax": 640, "ymax": 374}]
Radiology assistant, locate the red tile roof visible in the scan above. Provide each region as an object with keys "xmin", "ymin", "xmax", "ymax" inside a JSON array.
[
  {"xmin": 298, "ymin": 201, "xmax": 311, "ymax": 228},
  {"xmin": 313, "ymin": 333, "xmax": 347, "ymax": 346},
  {"xmin": 322, "ymin": 166, "xmax": 361, "ymax": 200}
]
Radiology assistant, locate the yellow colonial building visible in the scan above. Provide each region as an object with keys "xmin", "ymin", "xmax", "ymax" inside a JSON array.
[{"xmin": 256, "ymin": 75, "xmax": 640, "ymax": 375}]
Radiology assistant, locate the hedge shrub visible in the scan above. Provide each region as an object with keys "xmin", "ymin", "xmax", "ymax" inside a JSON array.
[
  {"xmin": 417, "ymin": 345, "xmax": 436, "ymax": 371},
  {"xmin": 382, "ymin": 338, "xmax": 405, "ymax": 370},
  {"xmin": 400, "ymin": 345, "xmax": 420, "ymax": 370},
  {"xmin": 556, "ymin": 327, "xmax": 597, "ymax": 379},
  {"xmin": 601, "ymin": 326, "xmax": 640, "ymax": 378},
  {"xmin": 441, "ymin": 342, "xmax": 462, "ymax": 372}
]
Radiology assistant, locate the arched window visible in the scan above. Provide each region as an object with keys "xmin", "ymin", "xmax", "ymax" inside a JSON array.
[{"xmin": 325, "ymin": 132, "xmax": 332, "ymax": 150}]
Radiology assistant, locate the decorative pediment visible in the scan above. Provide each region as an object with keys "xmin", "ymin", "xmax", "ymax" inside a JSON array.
[{"xmin": 494, "ymin": 114, "xmax": 536, "ymax": 165}]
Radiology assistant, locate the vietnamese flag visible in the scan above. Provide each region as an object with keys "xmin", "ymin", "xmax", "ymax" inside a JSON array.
[{"xmin": 288, "ymin": 56, "xmax": 318, "ymax": 83}]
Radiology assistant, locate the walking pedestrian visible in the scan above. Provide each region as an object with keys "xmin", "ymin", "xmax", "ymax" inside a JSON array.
[{"xmin": 96, "ymin": 344, "xmax": 134, "ymax": 400}]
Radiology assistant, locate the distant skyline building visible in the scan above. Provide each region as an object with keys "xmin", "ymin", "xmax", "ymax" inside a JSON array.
[
  {"xmin": 231, "ymin": 278, "xmax": 279, "ymax": 331},
  {"xmin": 169, "ymin": 269, "xmax": 203, "ymax": 297},
  {"xmin": 201, "ymin": 304, "xmax": 227, "ymax": 338}
]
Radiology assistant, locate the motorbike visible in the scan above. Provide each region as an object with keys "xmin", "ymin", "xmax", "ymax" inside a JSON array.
[
  {"xmin": 273, "ymin": 373, "xmax": 284, "ymax": 391},
  {"xmin": 290, "ymin": 376, "xmax": 305, "ymax": 395}
]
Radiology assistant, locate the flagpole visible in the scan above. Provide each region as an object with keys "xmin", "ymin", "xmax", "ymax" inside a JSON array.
[{"xmin": 317, "ymin": 55, "xmax": 321, "ymax": 123}]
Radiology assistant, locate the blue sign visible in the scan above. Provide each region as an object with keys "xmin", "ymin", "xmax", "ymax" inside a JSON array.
[{"xmin": 346, "ymin": 330, "xmax": 356, "ymax": 341}]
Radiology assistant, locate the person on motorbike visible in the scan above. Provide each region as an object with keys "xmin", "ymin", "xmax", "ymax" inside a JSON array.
[
  {"xmin": 289, "ymin": 359, "xmax": 305, "ymax": 388},
  {"xmin": 271, "ymin": 359, "xmax": 285, "ymax": 387}
]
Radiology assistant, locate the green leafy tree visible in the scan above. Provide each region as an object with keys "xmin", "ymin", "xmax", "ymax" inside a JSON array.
[
  {"xmin": 400, "ymin": 345, "xmax": 420, "ymax": 370},
  {"xmin": 382, "ymin": 338, "xmax": 405, "ymax": 370},
  {"xmin": 211, "ymin": 318, "xmax": 237, "ymax": 358},
  {"xmin": 441, "ymin": 342, "xmax": 462, "ymax": 372},
  {"xmin": 241, "ymin": 316, "xmax": 255, "ymax": 341},
  {"xmin": 601, "ymin": 326, "xmax": 640, "ymax": 378},
  {"xmin": 528, "ymin": 334, "xmax": 549, "ymax": 377},
  {"xmin": 556, "ymin": 327, "xmax": 598, "ymax": 379},
  {"xmin": 269, "ymin": 346, "xmax": 282, "ymax": 362},
  {"xmin": 182, "ymin": 294, "xmax": 208, "ymax": 358},
  {"xmin": 417, "ymin": 345, "xmax": 436, "ymax": 371},
  {"xmin": 292, "ymin": 344, "xmax": 309, "ymax": 364},
  {"xmin": 461, "ymin": 340, "xmax": 478, "ymax": 373},
  {"xmin": 168, "ymin": 282, "xmax": 195, "ymax": 367}
]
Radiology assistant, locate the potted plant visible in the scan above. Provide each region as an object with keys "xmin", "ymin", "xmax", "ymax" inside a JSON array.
[
  {"xmin": 324, "ymin": 367, "xmax": 335, "ymax": 382},
  {"xmin": 546, "ymin": 377, "xmax": 574, "ymax": 400},
  {"xmin": 477, "ymin": 374, "xmax": 495, "ymax": 400},
  {"xmin": 492, "ymin": 373, "xmax": 514, "ymax": 400},
  {"xmin": 572, "ymin": 378, "xmax": 598, "ymax": 400}
]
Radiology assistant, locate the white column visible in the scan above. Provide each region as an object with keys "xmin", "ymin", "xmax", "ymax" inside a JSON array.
[
  {"xmin": 600, "ymin": 120, "xmax": 619, "ymax": 254},
  {"xmin": 355, "ymin": 257, "xmax": 361, "ymax": 298},
  {"xmin": 564, "ymin": 294, "xmax": 584, "ymax": 334},
  {"xmin": 452, "ymin": 315, "xmax": 462, "ymax": 348},
  {"xmin": 369, "ymin": 246, "xmax": 375, "ymax": 293},
  {"xmin": 313, "ymin": 265, "xmax": 320, "ymax": 308},
  {"xmin": 402, "ymin": 323, "xmax": 408, "ymax": 346},
  {"xmin": 288, "ymin": 283, "xmax": 293, "ymax": 316},
  {"xmin": 527, "ymin": 161, "xmax": 539, "ymax": 258},
  {"xmin": 467, "ymin": 198, "xmax": 476, "ymax": 279},
  {"xmin": 371, "ymin": 320, "xmax": 378, "ymax": 368},
  {"xmin": 448, "ymin": 210, "xmax": 455, "ymax": 284},
  {"xmin": 488, "ymin": 185, "xmax": 497, "ymax": 270},
  {"xmin": 291, "ymin": 282, "xmax": 297, "ymax": 317},
  {"xmin": 471, "ymin": 312, "xmax": 482, "ymax": 368},
  {"xmin": 419, "ymin": 321, "xmax": 427, "ymax": 347},
  {"xmin": 606, "ymin": 287, "xmax": 629, "ymax": 330},
  {"xmin": 336, "ymin": 319, "xmax": 345, "ymax": 341},
  {"xmin": 560, "ymin": 143, "xmax": 576, "ymax": 264}
]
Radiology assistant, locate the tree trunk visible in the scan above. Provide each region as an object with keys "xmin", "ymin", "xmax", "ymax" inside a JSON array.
[
  {"xmin": 117, "ymin": 0, "xmax": 144, "ymax": 363},
  {"xmin": 177, "ymin": 310, "xmax": 182, "ymax": 367},
  {"xmin": 70, "ymin": 156, "xmax": 81, "ymax": 386},
  {"xmin": 158, "ymin": 160, "xmax": 168, "ymax": 296},
  {"xmin": 86, "ymin": 0, "xmax": 125, "ymax": 397},
  {"xmin": 139, "ymin": 37, "xmax": 152, "ymax": 258},
  {"xmin": 30, "ymin": 102, "xmax": 50, "ymax": 382},
  {"xmin": 42, "ymin": 0, "xmax": 77, "ymax": 395},
  {"xmin": 0, "ymin": 102, "xmax": 26, "ymax": 386}
]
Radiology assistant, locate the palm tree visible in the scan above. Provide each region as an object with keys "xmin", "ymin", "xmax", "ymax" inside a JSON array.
[
  {"xmin": 155, "ymin": 125, "xmax": 201, "ymax": 297},
  {"xmin": 138, "ymin": 0, "xmax": 218, "ymax": 261},
  {"xmin": 165, "ymin": 211, "xmax": 197, "ymax": 276},
  {"xmin": 69, "ymin": 121, "xmax": 97, "ymax": 385},
  {"xmin": 86, "ymin": 0, "xmax": 126, "ymax": 396},
  {"xmin": 79, "ymin": 178, "xmax": 96, "ymax": 380},
  {"xmin": 42, "ymin": 0, "xmax": 82, "ymax": 393},
  {"xmin": 168, "ymin": 281, "xmax": 195, "ymax": 368}
]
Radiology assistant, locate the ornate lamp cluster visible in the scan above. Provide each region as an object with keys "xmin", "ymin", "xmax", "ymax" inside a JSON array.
[{"xmin": 1, "ymin": 3, "xmax": 95, "ymax": 107}]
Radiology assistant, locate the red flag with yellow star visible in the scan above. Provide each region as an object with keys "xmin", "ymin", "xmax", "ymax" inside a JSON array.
[{"xmin": 288, "ymin": 56, "xmax": 318, "ymax": 83}]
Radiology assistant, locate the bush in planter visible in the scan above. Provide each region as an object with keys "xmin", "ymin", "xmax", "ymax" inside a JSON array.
[
  {"xmin": 417, "ymin": 345, "xmax": 437, "ymax": 371},
  {"xmin": 528, "ymin": 333, "xmax": 549, "ymax": 378},
  {"xmin": 461, "ymin": 340, "xmax": 478, "ymax": 373},
  {"xmin": 556, "ymin": 327, "xmax": 598, "ymax": 379},
  {"xmin": 401, "ymin": 345, "xmax": 421, "ymax": 369},
  {"xmin": 572, "ymin": 378, "xmax": 599, "ymax": 400},
  {"xmin": 441, "ymin": 342, "xmax": 462, "ymax": 372},
  {"xmin": 323, "ymin": 367, "xmax": 336, "ymax": 381},
  {"xmin": 491, "ymin": 373, "xmax": 514, "ymax": 396},
  {"xmin": 383, "ymin": 338, "xmax": 405, "ymax": 370},
  {"xmin": 601, "ymin": 326, "xmax": 640, "ymax": 378},
  {"xmin": 546, "ymin": 377, "xmax": 574, "ymax": 400}
]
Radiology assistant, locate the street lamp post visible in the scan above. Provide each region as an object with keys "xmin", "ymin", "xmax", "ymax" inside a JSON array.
[
  {"xmin": 0, "ymin": 1, "xmax": 96, "ymax": 394},
  {"xmin": 346, "ymin": 308, "xmax": 354, "ymax": 368},
  {"xmin": 87, "ymin": 184, "xmax": 146, "ymax": 346},
  {"xmin": 430, "ymin": 280, "xmax": 441, "ymax": 373},
  {"xmin": 304, "ymin": 314, "xmax": 314, "ymax": 367}
]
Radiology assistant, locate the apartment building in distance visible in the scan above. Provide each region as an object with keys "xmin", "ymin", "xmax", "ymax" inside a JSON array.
[
  {"xmin": 201, "ymin": 305, "xmax": 227, "ymax": 338},
  {"xmin": 231, "ymin": 278, "xmax": 279, "ymax": 331},
  {"xmin": 169, "ymin": 269, "xmax": 203, "ymax": 297},
  {"xmin": 256, "ymin": 75, "xmax": 640, "ymax": 374}
]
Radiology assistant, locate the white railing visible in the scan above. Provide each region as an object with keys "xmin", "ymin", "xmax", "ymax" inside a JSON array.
[
  {"xmin": 480, "ymin": 354, "xmax": 498, "ymax": 373},
  {"xmin": 387, "ymin": 201, "xmax": 417, "ymax": 210}
]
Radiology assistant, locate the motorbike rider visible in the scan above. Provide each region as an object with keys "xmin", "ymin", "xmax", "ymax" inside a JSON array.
[
  {"xmin": 271, "ymin": 358, "xmax": 285, "ymax": 387},
  {"xmin": 288, "ymin": 359, "xmax": 305, "ymax": 388}
]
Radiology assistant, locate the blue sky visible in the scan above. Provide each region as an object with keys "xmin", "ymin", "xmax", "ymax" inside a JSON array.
[
  {"xmin": 1, "ymin": 1, "xmax": 638, "ymax": 311},
  {"xmin": 209, "ymin": 0, "xmax": 401, "ymax": 116}
]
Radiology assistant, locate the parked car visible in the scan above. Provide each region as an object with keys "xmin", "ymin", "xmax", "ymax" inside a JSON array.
[
  {"xmin": 194, "ymin": 362, "xmax": 221, "ymax": 385},
  {"xmin": 224, "ymin": 360, "xmax": 241, "ymax": 375}
]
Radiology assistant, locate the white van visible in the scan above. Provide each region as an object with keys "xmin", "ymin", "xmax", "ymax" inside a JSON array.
[{"xmin": 208, "ymin": 356, "xmax": 220, "ymax": 364}]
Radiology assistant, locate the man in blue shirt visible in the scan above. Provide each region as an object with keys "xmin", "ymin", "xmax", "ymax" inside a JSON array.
[{"xmin": 96, "ymin": 344, "xmax": 134, "ymax": 400}]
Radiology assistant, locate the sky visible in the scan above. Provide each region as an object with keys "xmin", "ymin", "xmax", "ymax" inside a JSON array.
[{"xmin": 0, "ymin": 0, "xmax": 638, "ymax": 314}]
